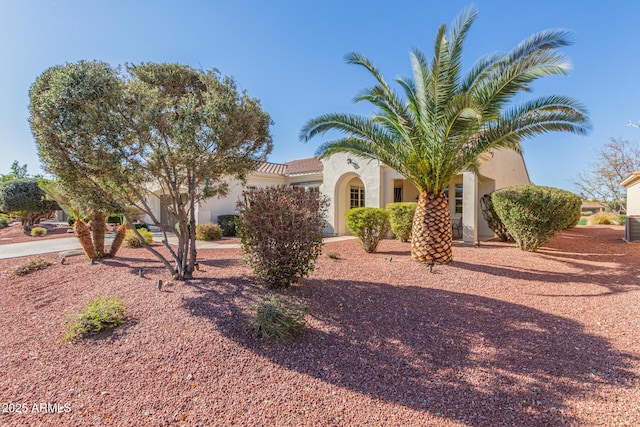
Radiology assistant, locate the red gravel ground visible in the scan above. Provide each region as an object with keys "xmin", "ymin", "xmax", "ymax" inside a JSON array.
[
  {"xmin": 0, "ymin": 225, "xmax": 638, "ymax": 426},
  {"xmin": 0, "ymin": 223, "xmax": 73, "ymax": 245}
]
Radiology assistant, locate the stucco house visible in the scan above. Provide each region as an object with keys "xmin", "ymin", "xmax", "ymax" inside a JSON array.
[
  {"xmin": 146, "ymin": 148, "xmax": 531, "ymax": 244},
  {"xmin": 621, "ymin": 171, "xmax": 640, "ymax": 242}
]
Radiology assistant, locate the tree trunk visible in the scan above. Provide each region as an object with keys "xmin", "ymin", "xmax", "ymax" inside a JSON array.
[
  {"xmin": 109, "ymin": 224, "xmax": 127, "ymax": 256},
  {"xmin": 91, "ymin": 210, "xmax": 106, "ymax": 256},
  {"xmin": 411, "ymin": 191, "xmax": 453, "ymax": 264},
  {"xmin": 74, "ymin": 219, "xmax": 97, "ymax": 260}
]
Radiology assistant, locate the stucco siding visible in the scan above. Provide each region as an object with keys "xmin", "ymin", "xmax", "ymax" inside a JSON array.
[{"xmin": 626, "ymin": 180, "xmax": 640, "ymax": 216}]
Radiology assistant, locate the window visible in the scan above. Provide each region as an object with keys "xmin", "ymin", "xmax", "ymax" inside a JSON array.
[
  {"xmin": 350, "ymin": 185, "xmax": 365, "ymax": 209},
  {"xmin": 455, "ymin": 183, "xmax": 463, "ymax": 214},
  {"xmin": 393, "ymin": 186, "xmax": 402, "ymax": 203}
]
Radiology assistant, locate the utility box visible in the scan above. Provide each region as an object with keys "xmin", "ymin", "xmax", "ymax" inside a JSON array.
[{"xmin": 625, "ymin": 216, "xmax": 640, "ymax": 242}]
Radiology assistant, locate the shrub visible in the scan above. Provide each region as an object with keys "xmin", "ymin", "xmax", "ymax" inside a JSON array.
[
  {"xmin": 237, "ymin": 185, "xmax": 328, "ymax": 289},
  {"xmin": 105, "ymin": 214, "xmax": 123, "ymax": 224},
  {"xmin": 134, "ymin": 223, "xmax": 149, "ymax": 230},
  {"xmin": 0, "ymin": 179, "xmax": 59, "ymax": 231},
  {"xmin": 67, "ymin": 217, "xmax": 75, "ymax": 226},
  {"xmin": 244, "ymin": 293, "xmax": 307, "ymax": 341},
  {"xmin": 217, "ymin": 214, "xmax": 239, "ymax": 237},
  {"xmin": 63, "ymin": 296, "xmax": 126, "ymax": 343},
  {"xmin": 30, "ymin": 226, "xmax": 48, "ymax": 237},
  {"xmin": 479, "ymin": 194, "xmax": 513, "ymax": 242},
  {"xmin": 5, "ymin": 257, "xmax": 53, "ymax": 279},
  {"xmin": 578, "ymin": 219, "xmax": 588, "ymax": 226},
  {"xmin": 587, "ymin": 212, "xmax": 621, "ymax": 225},
  {"xmin": 620, "ymin": 214, "xmax": 627, "ymax": 225},
  {"xmin": 492, "ymin": 186, "xmax": 581, "ymax": 252},
  {"xmin": 195, "ymin": 222, "xmax": 223, "ymax": 241},
  {"xmin": 386, "ymin": 202, "xmax": 416, "ymax": 242},
  {"xmin": 123, "ymin": 228, "xmax": 153, "ymax": 248},
  {"xmin": 0, "ymin": 215, "xmax": 8, "ymax": 228},
  {"xmin": 345, "ymin": 207, "xmax": 390, "ymax": 253}
]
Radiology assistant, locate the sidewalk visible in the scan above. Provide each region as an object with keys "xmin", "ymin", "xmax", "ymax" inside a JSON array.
[{"xmin": 0, "ymin": 233, "xmax": 356, "ymax": 260}]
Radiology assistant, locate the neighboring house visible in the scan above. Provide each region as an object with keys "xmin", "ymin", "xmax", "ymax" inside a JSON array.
[
  {"xmin": 580, "ymin": 201, "xmax": 606, "ymax": 217},
  {"xmin": 620, "ymin": 171, "xmax": 640, "ymax": 242},
  {"xmin": 147, "ymin": 149, "xmax": 531, "ymax": 244}
]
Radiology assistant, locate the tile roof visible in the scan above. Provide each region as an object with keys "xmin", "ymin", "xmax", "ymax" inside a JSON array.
[{"xmin": 255, "ymin": 157, "xmax": 323, "ymax": 176}]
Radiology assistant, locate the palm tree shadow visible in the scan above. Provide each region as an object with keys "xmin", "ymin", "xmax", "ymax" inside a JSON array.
[{"xmin": 182, "ymin": 277, "xmax": 637, "ymax": 425}]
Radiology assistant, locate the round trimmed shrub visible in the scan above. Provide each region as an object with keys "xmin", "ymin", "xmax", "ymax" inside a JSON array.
[
  {"xmin": 196, "ymin": 222, "xmax": 223, "ymax": 241},
  {"xmin": 123, "ymin": 228, "xmax": 153, "ymax": 248},
  {"xmin": 491, "ymin": 186, "xmax": 581, "ymax": 252},
  {"xmin": 0, "ymin": 215, "xmax": 8, "ymax": 228},
  {"xmin": 386, "ymin": 202, "xmax": 416, "ymax": 242},
  {"xmin": 345, "ymin": 207, "xmax": 390, "ymax": 253},
  {"xmin": 217, "ymin": 214, "xmax": 238, "ymax": 237},
  {"xmin": 30, "ymin": 227, "xmax": 48, "ymax": 237}
]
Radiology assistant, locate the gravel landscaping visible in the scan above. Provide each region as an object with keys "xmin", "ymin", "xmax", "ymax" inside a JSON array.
[{"xmin": 0, "ymin": 225, "xmax": 638, "ymax": 426}]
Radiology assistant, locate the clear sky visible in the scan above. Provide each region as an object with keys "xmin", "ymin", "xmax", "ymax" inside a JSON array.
[{"xmin": 1, "ymin": 0, "xmax": 639, "ymax": 192}]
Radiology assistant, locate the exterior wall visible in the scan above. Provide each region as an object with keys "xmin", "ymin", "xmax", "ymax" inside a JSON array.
[
  {"xmin": 626, "ymin": 180, "xmax": 640, "ymax": 216},
  {"xmin": 320, "ymin": 152, "xmax": 384, "ymax": 236}
]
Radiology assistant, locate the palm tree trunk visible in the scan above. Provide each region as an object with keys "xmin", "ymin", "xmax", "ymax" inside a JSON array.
[
  {"xmin": 109, "ymin": 224, "xmax": 127, "ymax": 256},
  {"xmin": 411, "ymin": 191, "xmax": 453, "ymax": 264},
  {"xmin": 74, "ymin": 219, "xmax": 97, "ymax": 260},
  {"xmin": 91, "ymin": 210, "xmax": 106, "ymax": 256}
]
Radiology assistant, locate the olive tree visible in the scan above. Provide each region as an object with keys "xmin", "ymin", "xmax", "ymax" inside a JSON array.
[
  {"xmin": 30, "ymin": 61, "xmax": 272, "ymax": 279},
  {"xmin": 0, "ymin": 179, "xmax": 59, "ymax": 231}
]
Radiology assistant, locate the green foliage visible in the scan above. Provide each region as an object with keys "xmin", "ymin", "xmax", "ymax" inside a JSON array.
[
  {"xmin": 63, "ymin": 296, "xmax": 126, "ymax": 343},
  {"xmin": 217, "ymin": 214, "xmax": 238, "ymax": 237},
  {"xmin": 0, "ymin": 179, "xmax": 59, "ymax": 231},
  {"xmin": 5, "ymin": 257, "xmax": 53, "ymax": 279},
  {"xmin": 123, "ymin": 229, "xmax": 153, "ymax": 248},
  {"xmin": 134, "ymin": 223, "xmax": 149, "ymax": 230},
  {"xmin": 244, "ymin": 293, "xmax": 307, "ymax": 341},
  {"xmin": 0, "ymin": 215, "xmax": 7, "ymax": 228},
  {"xmin": 578, "ymin": 219, "xmax": 588, "ymax": 226},
  {"xmin": 492, "ymin": 186, "xmax": 582, "ymax": 251},
  {"xmin": 300, "ymin": 6, "xmax": 589, "ymax": 262},
  {"xmin": 385, "ymin": 202, "xmax": 416, "ymax": 242},
  {"xmin": 479, "ymin": 194, "xmax": 513, "ymax": 242},
  {"xmin": 587, "ymin": 212, "xmax": 621, "ymax": 225},
  {"xmin": 620, "ymin": 214, "xmax": 627, "ymax": 225},
  {"xmin": 345, "ymin": 207, "xmax": 390, "ymax": 253},
  {"xmin": 0, "ymin": 161, "xmax": 30, "ymax": 183},
  {"xmin": 195, "ymin": 222, "xmax": 223, "ymax": 241},
  {"xmin": 30, "ymin": 227, "xmax": 48, "ymax": 237},
  {"xmin": 237, "ymin": 186, "xmax": 328, "ymax": 289},
  {"xmin": 105, "ymin": 214, "xmax": 123, "ymax": 224},
  {"xmin": 29, "ymin": 61, "xmax": 273, "ymax": 280}
]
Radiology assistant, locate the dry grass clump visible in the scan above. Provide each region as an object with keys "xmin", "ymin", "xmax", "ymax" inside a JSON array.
[{"xmin": 587, "ymin": 212, "xmax": 620, "ymax": 225}]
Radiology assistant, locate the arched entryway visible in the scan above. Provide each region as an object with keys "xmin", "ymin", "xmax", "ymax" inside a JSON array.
[{"xmin": 334, "ymin": 173, "xmax": 365, "ymax": 236}]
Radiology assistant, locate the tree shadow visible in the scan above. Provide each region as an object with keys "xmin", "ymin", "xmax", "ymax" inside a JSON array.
[{"xmin": 182, "ymin": 277, "xmax": 637, "ymax": 425}]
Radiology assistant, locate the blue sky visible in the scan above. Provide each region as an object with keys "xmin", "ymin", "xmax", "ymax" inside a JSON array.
[{"xmin": 1, "ymin": 1, "xmax": 639, "ymax": 191}]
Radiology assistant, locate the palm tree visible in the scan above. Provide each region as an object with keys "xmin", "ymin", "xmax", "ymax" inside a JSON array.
[{"xmin": 300, "ymin": 6, "xmax": 590, "ymax": 265}]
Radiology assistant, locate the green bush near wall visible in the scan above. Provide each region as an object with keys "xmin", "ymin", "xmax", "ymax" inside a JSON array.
[
  {"xmin": 385, "ymin": 202, "xmax": 416, "ymax": 242},
  {"xmin": 345, "ymin": 207, "xmax": 390, "ymax": 253},
  {"xmin": 491, "ymin": 185, "xmax": 581, "ymax": 252}
]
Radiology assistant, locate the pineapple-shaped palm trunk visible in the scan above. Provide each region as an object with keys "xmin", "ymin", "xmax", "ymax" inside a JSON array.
[
  {"xmin": 411, "ymin": 191, "xmax": 453, "ymax": 264},
  {"xmin": 109, "ymin": 223, "xmax": 127, "ymax": 256},
  {"xmin": 91, "ymin": 210, "xmax": 106, "ymax": 256},
  {"xmin": 74, "ymin": 219, "xmax": 97, "ymax": 260}
]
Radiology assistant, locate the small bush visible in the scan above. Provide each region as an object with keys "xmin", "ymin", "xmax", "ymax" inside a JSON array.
[
  {"xmin": 587, "ymin": 212, "xmax": 621, "ymax": 225},
  {"xmin": 480, "ymin": 194, "xmax": 513, "ymax": 242},
  {"xmin": 244, "ymin": 293, "xmax": 307, "ymax": 341},
  {"xmin": 105, "ymin": 214, "xmax": 123, "ymax": 225},
  {"xmin": 237, "ymin": 185, "xmax": 328, "ymax": 289},
  {"xmin": 578, "ymin": 219, "xmax": 587, "ymax": 226},
  {"xmin": 0, "ymin": 215, "xmax": 8, "ymax": 228},
  {"xmin": 134, "ymin": 223, "xmax": 149, "ymax": 231},
  {"xmin": 123, "ymin": 229, "xmax": 153, "ymax": 248},
  {"xmin": 196, "ymin": 222, "xmax": 223, "ymax": 241},
  {"xmin": 345, "ymin": 207, "xmax": 390, "ymax": 253},
  {"xmin": 5, "ymin": 257, "xmax": 53, "ymax": 279},
  {"xmin": 67, "ymin": 217, "xmax": 75, "ymax": 226},
  {"xmin": 30, "ymin": 226, "xmax": 48, "ymax": 237},
  {"xmin": 620, "ymin": 214, "xmax": 627, "ymax": 225},
  {"xmin": 492, "ymin": 186, "xmax": 581, "ymax": 252},
  {"xmin": 217, "ymin": 214, "xmax": 238, "ymax": 237},
  {"xmin": 63, "ymin": 296, "xmax": 126, "ymax": 343},
  {"xmin": 386, "ymin": 202, "xmax": 416, "ymax": 242}
]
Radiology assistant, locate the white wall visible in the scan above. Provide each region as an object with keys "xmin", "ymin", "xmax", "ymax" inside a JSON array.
[{"xmin": 626, "ymin": 179, "xmax": 640, "ymax": 216}]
